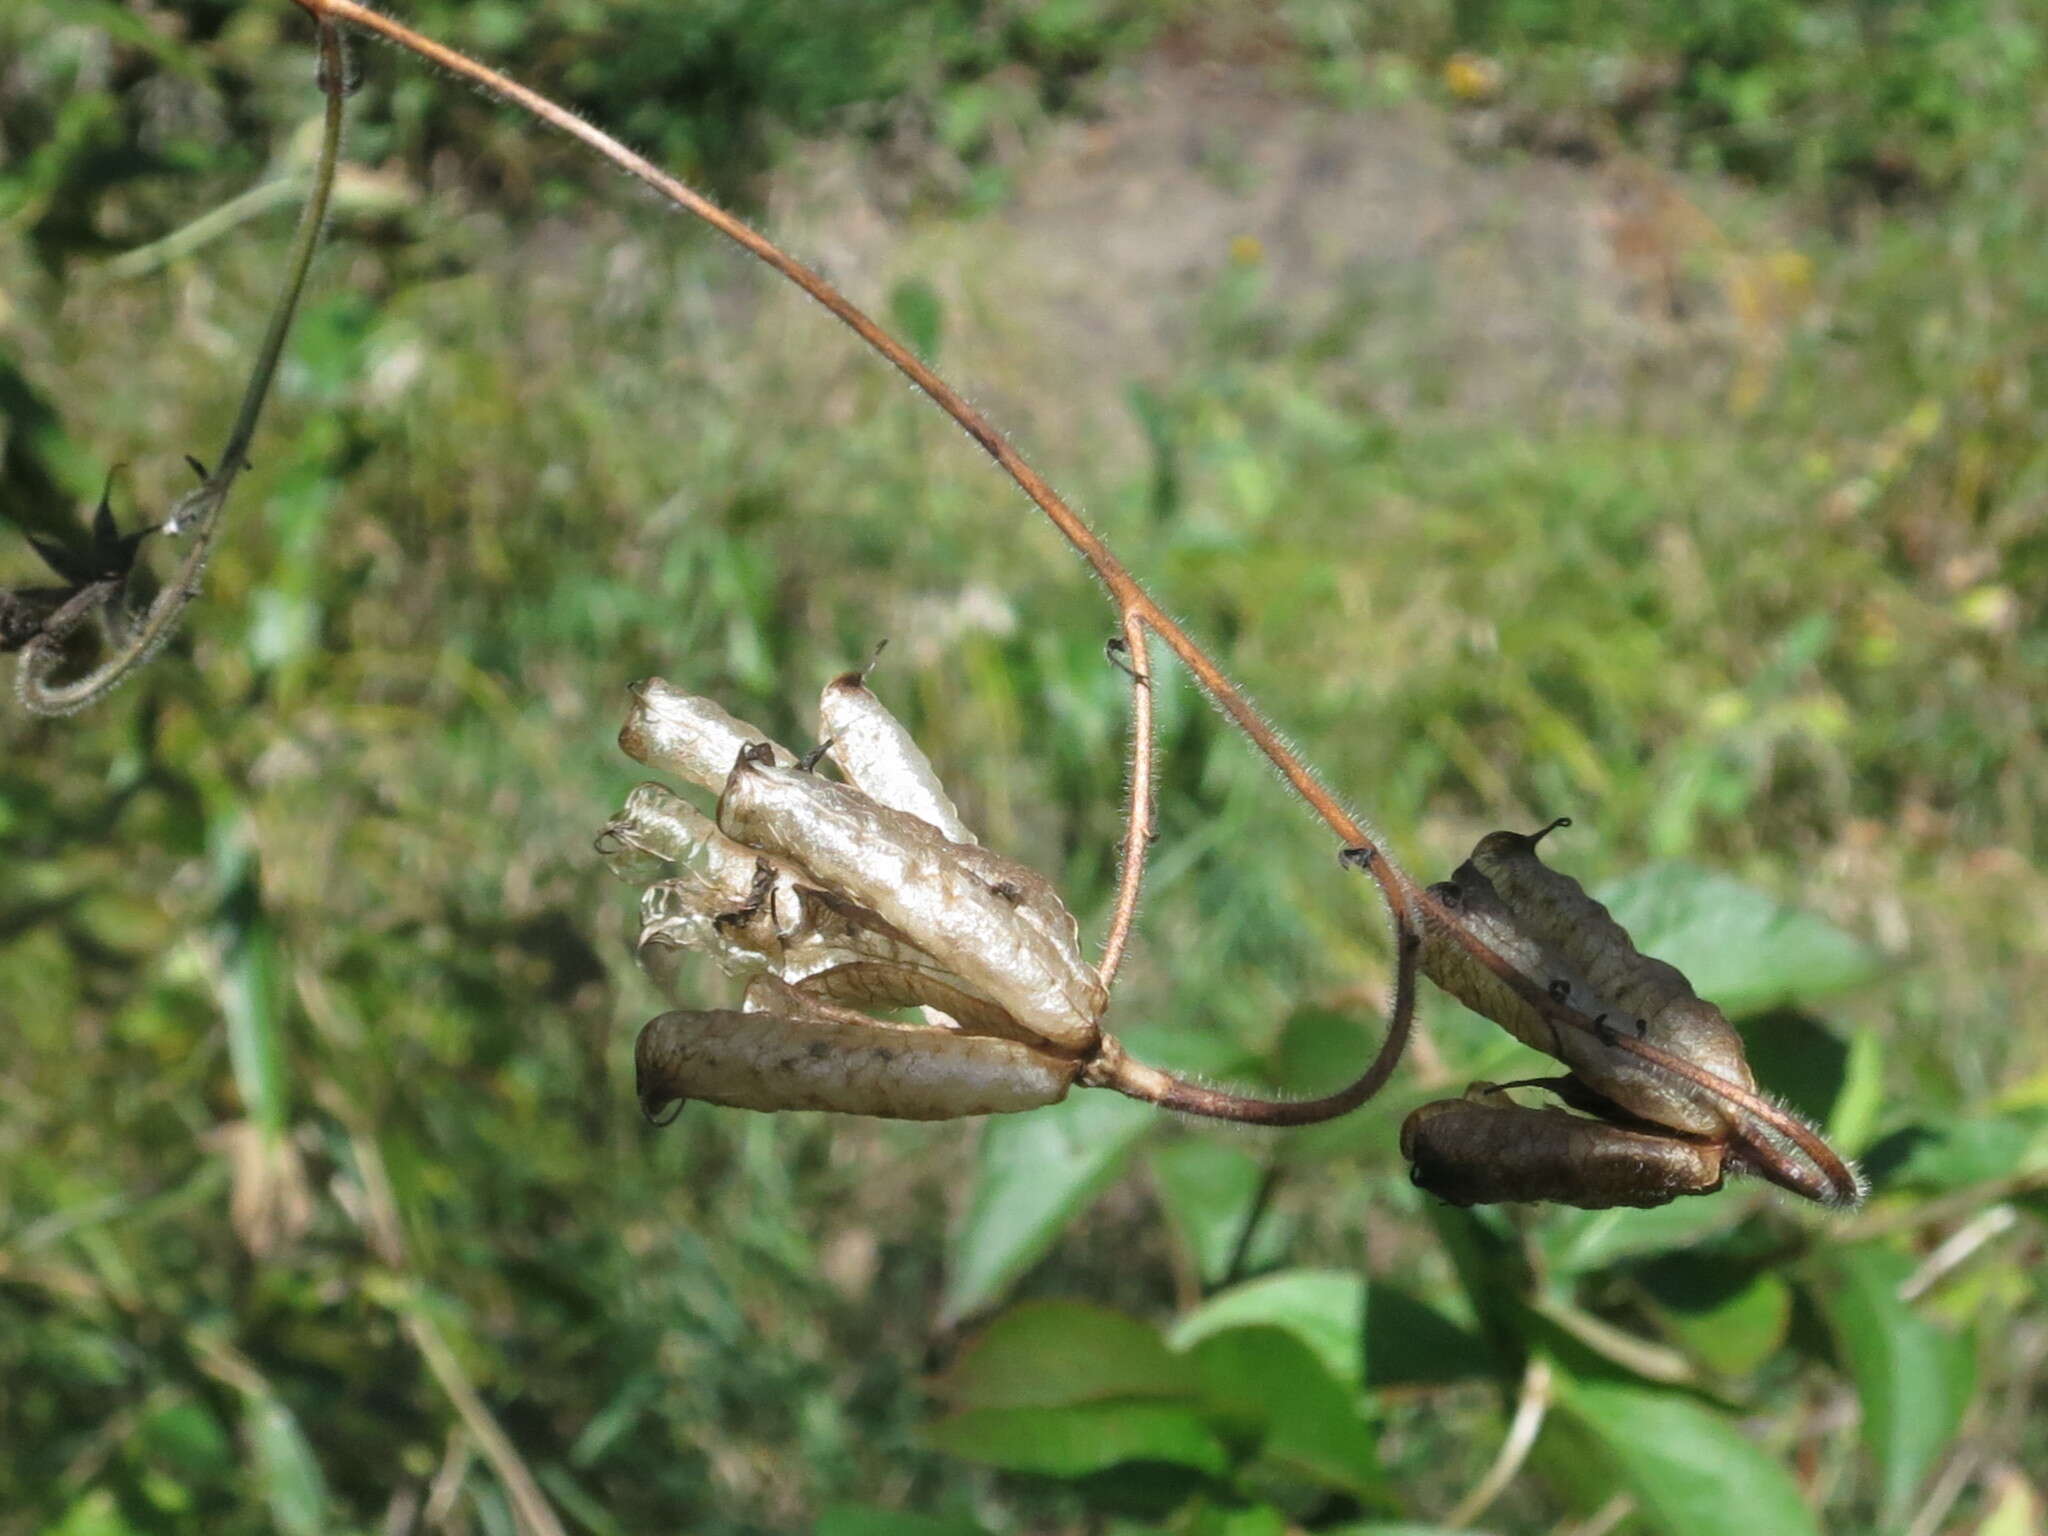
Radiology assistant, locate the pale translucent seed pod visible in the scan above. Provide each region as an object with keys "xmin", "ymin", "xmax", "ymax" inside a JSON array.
[
  {"xmin": 1401, "ymin": 1089, "xmax": 1724, "ymax": 1210},
  {"xmin": 635, "ymin": 989, "xmax": 1077, "ymax": 1122},
  {"xmin": 619, "ymin": 679, "xmax": 795, "ymax": 792},
  {"xmin": 598, "ymin": 781, "xmax": 763, "ymax": 895},
  {"xmin": 819, "ymin": 670, "xmax": 977, "ymax": 844},
  {"xmin": 791, "ymin": 959, "xmax": 1034, "ymax": 1043},
  {"xmin": 717, "ymin": 748, "xmax": 1105, "ymax": 1050},
  {"xmin": 638, "ymin": 880, "xmax": 778, "ymax": 985}
]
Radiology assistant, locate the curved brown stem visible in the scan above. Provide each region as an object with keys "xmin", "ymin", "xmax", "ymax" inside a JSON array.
[
  {"xmin": 1087, "ymin": 927, "xmax": 1419, "ymax": 1126},
  {"xmin": 1096, "ymin": 612, "xmax": 1155, "ymax": 988}
]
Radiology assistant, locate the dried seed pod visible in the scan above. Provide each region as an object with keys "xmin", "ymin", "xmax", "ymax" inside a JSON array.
[
  {"xmin": 598, "ymin": 782, "xmax": 762, "ymax": 893},
  {"xmin": 635, "ymin": 985, "xmax": 1077, "ymax": 1122},
  {"xmin": 638, "ymin": 879, "xmax": 780, "ymax": 985},
  {"xmin": 1401, "ymin": 1090, "xmax": 1724, "ymax": 1210},
  {"xmin": 717, "ymin": 746, "xmax": 1105, "ymax": 1050},
  {"xmin": 619, "ymin": 679, "xmax": 795, "ymax": 791},
  {"xmin": 791, "ymin": 959, "xmax": 1033, "ymax": 1043},
  {"xmin": 819, "ymin": 670, "xmax": 977, "ymax": 844},
  {"xmin": 1416, "ymin": 826, "xmax": 1755, "ymax": 1138},
  {"xmin": 1462, "ymin": 826, "xmax": 1755, "ymax": 1136}
]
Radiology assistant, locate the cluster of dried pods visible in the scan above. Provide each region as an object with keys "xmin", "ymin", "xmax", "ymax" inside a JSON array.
[{"xmin": 601, "ymin": 671, "xmax": 1862, "ymax": 1212}]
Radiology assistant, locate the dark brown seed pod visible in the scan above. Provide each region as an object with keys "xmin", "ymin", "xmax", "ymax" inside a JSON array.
[
  {"xmin": 1417, "ymin": 825, "xmax": 1756, "ymax": 1138},
  {"xmin": 634, "ymin": 985, "xmax": 1077, "ymax": 1123},
  {"xmin": 1401, "ymin": 1090, "xmax": 1724, "ymax": 1210}
]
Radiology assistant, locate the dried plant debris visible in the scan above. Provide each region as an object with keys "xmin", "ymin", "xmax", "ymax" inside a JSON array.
[
  {"xmin": 606, "ymin": 672, "xmax": 1104, "ymax": 1123},
  {"xmin": 1408, "ymin": 820, "xmax": 1862, "ymax": 1209}
]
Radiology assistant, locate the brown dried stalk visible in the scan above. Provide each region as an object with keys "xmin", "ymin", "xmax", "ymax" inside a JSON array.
[{"xmin": 296, "ymin": 1, "xmax": 1858, "ymax": 1206}]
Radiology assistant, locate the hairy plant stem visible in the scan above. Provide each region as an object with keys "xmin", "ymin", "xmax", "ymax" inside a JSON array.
[
  {"xmin": 298, "ymin": 1, "xmax": 1861, "ymax": 1204},
  {"xmin": 16, "ymin": 21, "xmax": 348, "ymax": 716}
]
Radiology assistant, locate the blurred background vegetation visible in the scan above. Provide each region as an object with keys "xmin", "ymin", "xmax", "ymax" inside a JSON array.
[{"xmin": 2, "ymin": 1, "xmax": 2045, "ymax": 1533}]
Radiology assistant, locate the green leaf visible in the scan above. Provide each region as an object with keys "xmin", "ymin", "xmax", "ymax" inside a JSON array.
[
  {"xmin": 1181, "ymin": 1503, "xmax": 1290, "ymax": 1536},
  {"xmin": 1638, "ymin": 1260, "xmax": 1792, "ymax": 1378},
  {"xmin": 817, "ymin": 1506, "xmax": 990, "ymax": 1536},
  {"xmin": 244, "ymin": 1396, "xmax": 329, "ymax": 1536},
  {"xmin": 1187, "ymin": 1327, "xmax": 1386, "ymax": 1503},
  {"xmin": 1361, "ymin": 1285, "xmax": 1495, "ymax": 1389},
  {"xmin": 1539, "ymin": 1195, "xmax": 1748, "ymax": 1277},
  {"xmin": 1815, "ymin": 1245, "xmax": 1973, "ymax": 1527},
  {"xmin": 1877, "ymin": 1114, "xmax": 2045, "ymax": 1192},
  {"xmin": 1596, "ymin": 864, "xmax": 1879, "ymax": 1016},
  {"xmin": 935, "ymin": 1300, "xmax": 1197, "ymax": 1409},
  {"xmin": 923, "ymin": 1401, "xmax": 1230, "ymax": 1479},
  {"xmin": 1557, "ymin": 1373, "xmax": 1820, "ymax": 1536},
  {"xmin": 1149, "ymin": 1139, "xmax": 1279, "ymax": 1286},
  {"xmin": 889, "ymin": 277, "xmax": 944, "ymax": 362},
  {"xmin": 1169, "ymin": 1269, "xmax": 1365, "ymax": 1388},
  {"xmin": 942, "ymin": 1091, "xmax": 1154, "ymax": 1322}
]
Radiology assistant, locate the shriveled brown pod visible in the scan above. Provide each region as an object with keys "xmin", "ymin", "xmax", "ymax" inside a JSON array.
[
  {"xmin": 619, "ymin": 678, "xmax": 795, "ymax": 791},
  {"xmin": 635, "ymin": 979, "xmax": 1077, "ymax": 1122},
  {"xmin": 717, "ymin": 746, "xmax": 1106, "ymax": 1050},
  {"xmin": 1401, "ymin": 1089, "xmax": 1724, "ymax": 1210},
  {"xmin": 819, "ymin": 669, "xmax": 977, "ymax": 844},
  {"xmin": 1459, "ymin": 824, "xmax": 1756, "ymax": 1137}
]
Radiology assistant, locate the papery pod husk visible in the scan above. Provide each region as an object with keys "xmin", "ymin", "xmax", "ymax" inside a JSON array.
[
  {"xmin": 817, "ymin": 672, "xmax": 1084, "ymax": 968},
  {"xmin": 1401, "ymin": 1091, "xmax": 1724, "ymax": 1210},
  {"xmin": 791, "ymin": 959, "xmax": 1036, "ymax": 1043},
  {"xmin": 717, "ymin": 748, "xmax": 1104, "ymax": 1050},
  {"xmin": 638, "ymin": 879, "xmax": 780, "ymax": 986},
  {"xmin": 635, "ymin": 980, "xmax": 1076, "ymax": 1122},
  {"xmin": 599, "ymin": 781, "xmax": 765, "ymax": 894},
  {"xmin": 620, "ymin": 679, "xmax": 795, "ymax": 792},
  {"xmin": 1419, "ymin": 826, "xmax": 1755, "ymax": 1138},
  {"xmin": 820, "ymin": 670, "xmax": 977, "ymax": 844}
]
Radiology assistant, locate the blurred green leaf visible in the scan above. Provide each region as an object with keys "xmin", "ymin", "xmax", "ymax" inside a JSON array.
[
  {"xmin": 888, "ymin": 277, "xmax": 944, "ymax": 363},
  {"xmin": 1597, "ymin": 865, "xmax": 1879, "ymax": 1016},
  {"xmin": 923, "ymin": 1401, "xmax": 1230, "ymax": 1479},
  {"xmin": 1814, "ymin": 1245, "xmax": 1973, "ymax": 1528},
  {"xmin": 1735, "ymin": 1010, "xmax": 1852, "ymax": 1132},
  {"xmin": 1638, "ymin": 1260, "xmax": 1792, "ymax": 1379},
  {"xmin": 1872, "ymin": 1115, "xmax": 2046, "ymax": 1193},
  {"xmin": 1556, "ymin": 1374, "xmax": 1821, "ymax": 1536},
  {"xmin": 817, "ymin": 1507, "xmax": 990, "ymax": 1536},
  {"xmin": 942, "ymin": 1091, "xmax": 1153, "ymax": 1323},
  {"xmin": 1360, "ymin": 1284, "xmax": 1495, "ymax": 1389},
  {"xmin": 1540, "ymin": 1196, "xmax": 1747, "ymax": 1277},
  {"xmin": 935, "ymin": 1300, "xmax": 1197, "ymax": 1410},
  {"xmin": 1186, "ymin": 1326, "xmax": 1387, "ymax": 1503},
  {"xmin": 1149, "ymin": 1139, "xmax": 1277, "ymax": 1287},
  {"xmin": 244, "ymin": 1396, "xmax": 329, "ymax": 1536},
  {"xmin": 1169, "ymin": 1269, "xmax": 1364, "ymax": 1388}
]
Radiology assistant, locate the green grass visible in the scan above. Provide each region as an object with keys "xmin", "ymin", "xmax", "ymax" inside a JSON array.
[{"xmin": 3, "ymin": 4, "xmax": 2046, "ymax": 1533}]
